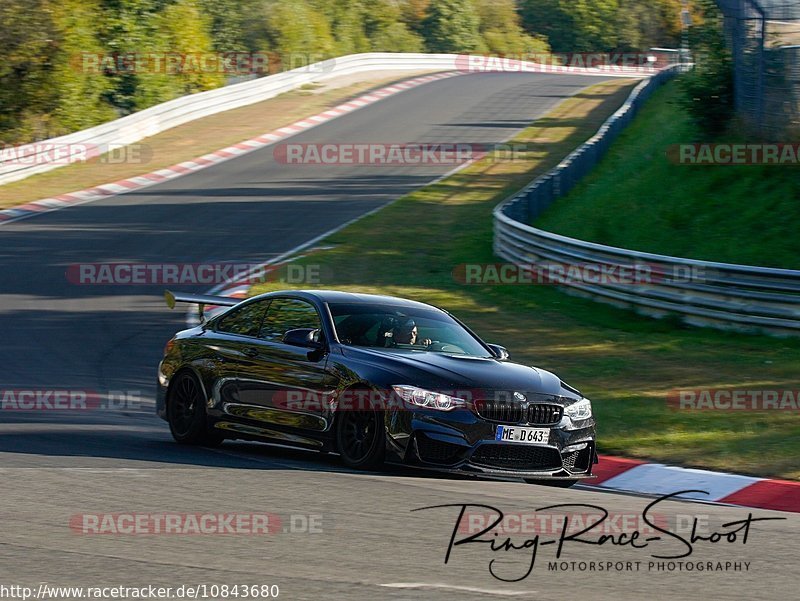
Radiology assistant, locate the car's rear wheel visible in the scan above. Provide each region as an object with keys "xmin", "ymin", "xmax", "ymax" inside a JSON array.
[
  {"xmin": 524, "ymin": 478, "xmax": 578, "ymax": 488},
  {"xmin": 336, "ymin": 408, "xmax": 385, "ymax": 469},
  {"xmin": 167, "ymin": 370, "xmax": 223, "ymax": 447}
]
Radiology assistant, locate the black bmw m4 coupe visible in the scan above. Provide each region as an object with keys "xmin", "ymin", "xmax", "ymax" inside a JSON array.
[{"xmin": 157, "ymin": 290, "xmax": 597, "ymax": 485}]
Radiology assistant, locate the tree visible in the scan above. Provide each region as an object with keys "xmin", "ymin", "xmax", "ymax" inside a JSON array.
[
  {"xmin": 0, "ymin": 0, "xmax": 59, "ymax": 141},
  {"xmin": 521, "ymin": 0, "xmax": 685, "ymax": 53},
  {"xmin": 678, "ymin": 0, "xmax": 733, "ymax": 136},
  {"xmin": 310, "ymin": 0, "xmax": 370, "ymax": 55},
  {"xmin": 263, "ymin": 0, "xmax": 337, "ymax": 66},
  {"xmin": 0, "ymin": 0, "xmax": 115, "ymax": 141},
  {"xmin": 95, "ymin": 0, "xmax": 166, "ymax": 114},
  {"xmin": 615, "ymin": 0, "xmax": 683, "ymax": 52},
  {"xmin": 50, "ymin": 0, "xmax": 117, "ymax": 135},
  {"xmin": 152, "ymin": 0, "xmax": 223, "ymax": 96},
  {"xmin": 365, "ymin": 0, "xmax": 424, "ymax": 52},
  {"xmin": 474, "ymin": 0, "xmax": 549, "ymax": 55},
  {"xmin": 520, "ymin": 0, "xmax": 619, "ymax": 52},
  {"xmin": 398, "ymin": 0, "xmax": 430, "ymax": 36},
  {"xmin": 422, "ymin": 0, "xmax": 482, "ymax": 52},
  {"xmin": 198, "ymin": 0, "xmax": 258, "ymax": 52}
]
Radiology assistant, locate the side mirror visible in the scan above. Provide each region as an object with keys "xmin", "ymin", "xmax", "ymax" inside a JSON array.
[
  {"xmin": 283, "ymin": 328, "xmax": 324, "ymax": 349},
  {"xmin": 487, "ymin": 344, "xmax": 509, "ymax": 360}
]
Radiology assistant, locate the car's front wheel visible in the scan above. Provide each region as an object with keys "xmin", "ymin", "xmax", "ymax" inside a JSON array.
[
  {"xmin": 336, "ymin": 408, "xmax": 385, "ymax": 469},
  {"xmin": 167, "ymin": 370, "xmax": 223, "ymax": 447},
  {"xmin": 524, "ymin": 478, "xmax": 579, "ymax": 488}
]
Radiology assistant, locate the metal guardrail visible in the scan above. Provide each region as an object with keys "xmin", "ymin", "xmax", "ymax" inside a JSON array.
[
  {"xmin": 494, "ymin": 65, "xmax": 800, "ymax": 336},
  {"xmin": 0, "ymin": 52, "xmax": 651, "ymax": 187}
]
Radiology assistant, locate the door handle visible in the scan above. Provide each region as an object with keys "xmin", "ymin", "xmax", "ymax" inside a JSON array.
[{"xmin": 242, "ymin": 347, "xmax": 259, "ymax": 358}]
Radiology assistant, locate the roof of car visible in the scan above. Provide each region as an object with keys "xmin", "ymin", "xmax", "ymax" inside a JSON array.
[{"xmin": 251, "ymin": 289, "xmax": 443, "ymax": 311}]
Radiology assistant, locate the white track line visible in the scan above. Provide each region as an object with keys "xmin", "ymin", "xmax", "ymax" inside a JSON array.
[{"xmin": 380, "ymin": 583, "xmax": 532, "ymax": 596}]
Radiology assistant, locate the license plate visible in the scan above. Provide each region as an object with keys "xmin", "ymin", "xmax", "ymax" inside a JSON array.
[{"xmin": 495, "ymin": 425, "xmax": 549, "ymax": 445}]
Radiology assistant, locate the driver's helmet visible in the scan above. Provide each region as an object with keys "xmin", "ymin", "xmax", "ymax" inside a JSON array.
[{"xmin": 392, "ymin": 318, "xmax": 417, "ymax": 344}]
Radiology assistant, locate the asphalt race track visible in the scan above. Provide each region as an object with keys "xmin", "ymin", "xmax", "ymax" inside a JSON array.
[{"xmin": 0, "ymin": 72, "xmax": 796, "ymax": 600}]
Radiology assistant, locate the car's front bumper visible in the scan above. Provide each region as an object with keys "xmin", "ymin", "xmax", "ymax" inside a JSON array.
[{"xmin": 387, "ymin": 406, "xmax": 597, "ymax": 479}]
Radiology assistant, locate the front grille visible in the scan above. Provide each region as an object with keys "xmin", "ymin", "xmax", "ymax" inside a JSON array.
[
  {"xmin": 470, "ymin": 444, "xmax": 562, "ymax": 471},
  {"xmin": 415, "ymin": 434, "xmax": 466, "ymax": 465},
  {"xmin": 474, "ymin": 400, "xmax": 522, "ymax": 423},
  {"xmin": 525, "ymin": 403, "xmax": 563, "ymax": 425},
  {"xmin": 474, "ymin": 400, "xmax": 562, "ymax": 425}
]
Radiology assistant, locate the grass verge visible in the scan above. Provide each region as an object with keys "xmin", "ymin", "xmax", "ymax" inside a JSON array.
[
  {"xmin": 536, "ymin": 78, "xmax": 800, "ymax": 268},
  {"xmin": 0, "ymin": 72, "xmax": 439, "ymax": 210},
  {"xmin": 251, "ymin": 77, "xmax": 800, "ymax": 480}
]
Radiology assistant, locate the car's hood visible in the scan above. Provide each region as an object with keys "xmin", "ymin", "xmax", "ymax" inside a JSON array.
[{"xmin": 340, "ymin": 346, "xmax": 579, "ymax": 399}]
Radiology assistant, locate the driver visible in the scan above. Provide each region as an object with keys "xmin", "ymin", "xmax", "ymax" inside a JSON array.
[{"xmin": 389, "ymin": 318, "xmax": 432, "ymax": 347}]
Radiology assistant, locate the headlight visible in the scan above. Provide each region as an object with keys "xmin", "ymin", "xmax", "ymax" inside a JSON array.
[
  {"xmin": 565, "ymin": 398, "xmax": 592, "ymax": 420},
  {"xmin": 392, "ymin": 385, "xmax": 467, "ymax": 411}
]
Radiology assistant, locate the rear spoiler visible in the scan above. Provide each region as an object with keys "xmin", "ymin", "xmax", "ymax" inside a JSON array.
[{"xmin": 164, "ymin": 290, "xmax": 241, "ymax": 323}]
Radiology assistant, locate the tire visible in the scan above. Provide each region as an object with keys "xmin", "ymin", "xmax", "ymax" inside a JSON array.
[
  {"xmin": 336, "ymin": 407, "xmax": 385, "ymax": 470},
  {"xmin": 167, "ymin": 370, "xmax": 224, "ymax": 447},
  {"xmin": 524, "ymin": 478, "xmax": 579, "ymax": 488}
]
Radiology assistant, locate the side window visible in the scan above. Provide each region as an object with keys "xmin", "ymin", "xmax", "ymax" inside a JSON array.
[
  {"xmin": 215, "ymin": 300, "xmax": 269, "ymax": 337},
  {"xmin": 259, "ymin": 298, "xmax": 321, "ymax": 343}
]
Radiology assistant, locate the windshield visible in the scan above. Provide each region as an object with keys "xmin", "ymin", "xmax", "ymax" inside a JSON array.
[{"xmin": 328, "ymin": 302, "xmax": 492, "ymax": 358}]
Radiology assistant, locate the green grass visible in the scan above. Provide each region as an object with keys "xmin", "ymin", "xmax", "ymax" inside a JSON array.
[
  {"xmin": 250, "ymin": 78, "xmax": 800, "ymax": 480},
  {"xmin": 536, "ymin": 78, "xmax": 800, "ymax": 269}
]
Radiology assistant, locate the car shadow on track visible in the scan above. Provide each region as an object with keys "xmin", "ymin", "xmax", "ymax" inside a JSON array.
[{"xmin": 0, "ymin": 408, "xmax": 483, "ymax": 484}]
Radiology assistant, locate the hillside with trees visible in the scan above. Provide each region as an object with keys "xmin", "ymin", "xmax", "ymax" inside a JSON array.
[{"xmin": 0, "ymin": 0, "xmax": 686, "ymax": 144}]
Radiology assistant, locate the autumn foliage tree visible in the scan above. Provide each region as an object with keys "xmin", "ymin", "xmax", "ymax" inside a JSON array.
[{"xmin": 0, "ymin": 0, "xmax": 691, "ymax": 144}]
